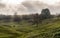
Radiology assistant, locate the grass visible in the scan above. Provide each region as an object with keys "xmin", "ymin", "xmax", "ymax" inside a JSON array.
[{"xmin": 0, "ymin": 18, "xmax": 60, "ymax": 38}]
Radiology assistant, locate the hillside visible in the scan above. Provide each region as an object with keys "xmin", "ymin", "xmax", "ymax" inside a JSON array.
[{"xmin": 0, "ymin": 18, "xmax": 60, "ymax": 38}]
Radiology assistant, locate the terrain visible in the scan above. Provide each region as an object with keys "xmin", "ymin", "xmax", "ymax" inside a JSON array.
[{"xmin": 0, "ymin": 18, "xmax": 60, "ymax": 38}]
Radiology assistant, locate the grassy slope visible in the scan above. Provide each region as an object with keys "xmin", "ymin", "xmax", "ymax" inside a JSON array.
[{"xmin": 0, "ymin": 18, "xmax": 60, "ymax": 38}]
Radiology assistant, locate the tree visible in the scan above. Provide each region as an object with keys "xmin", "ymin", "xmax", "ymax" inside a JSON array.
[
  {"xmin": 13, "ymin": 12, "xmax": 21, "ymax": 23},
  {"xmin": 33, "ymin": 13, "xmax": 39, "ymax": 27},
  {"xmin": 40, "ymin": 8, "xmax": 51, "ymax": 19}
]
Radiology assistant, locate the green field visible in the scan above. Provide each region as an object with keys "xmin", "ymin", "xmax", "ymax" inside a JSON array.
[{"xmin": 0, "ymin": 18, "xmax": 60, "ymax": 38}]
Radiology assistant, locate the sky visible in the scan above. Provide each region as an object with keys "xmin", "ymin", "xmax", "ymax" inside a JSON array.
[
  {"xmin": 1, "ymin": 0, "xmax": 25, "ymax": 4},
  {"xmin": 1, "ymin": 0, "xmax": 60, "ymax": 5},
  {"xmin": 0, "ymin": 0, "xmax": 60, "ymax": 15}
]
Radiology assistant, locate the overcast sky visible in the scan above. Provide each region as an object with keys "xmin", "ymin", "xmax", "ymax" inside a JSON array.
[
  {"xmin": 0, "ymin": 0, "xmax": 60, "ymax": 5},
  {"xmin": 0, "ymin": 0, "xmax": 60, "ymax": 15}
]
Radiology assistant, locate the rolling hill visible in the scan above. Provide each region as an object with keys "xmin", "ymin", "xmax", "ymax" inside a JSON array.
[{"xmin": 0, "ymin": 18, "xmax": 59, "ymax": 38}]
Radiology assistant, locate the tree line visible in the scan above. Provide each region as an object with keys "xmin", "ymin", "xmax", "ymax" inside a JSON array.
[{"xmin": 0, "ymin": 8, "xmax": 58, "ymax": 25}]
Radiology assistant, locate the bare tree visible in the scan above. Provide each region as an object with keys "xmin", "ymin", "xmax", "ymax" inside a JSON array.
[{"xmin": 13, "ymin": 12, "xmax": 21, "ymax": 23}]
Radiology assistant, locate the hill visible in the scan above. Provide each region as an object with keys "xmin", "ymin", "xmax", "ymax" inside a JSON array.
[{"xmin": 0, "ymin": 18, "xmax": 59, "ymax": 38}]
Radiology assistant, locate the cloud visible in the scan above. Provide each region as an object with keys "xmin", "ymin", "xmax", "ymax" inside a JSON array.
[
  {"xmin": 0, "ymin": 3, "xmax": 6, "ymax": 8},
  {"xmin": 0, "ymin": 0, "xmax": 60, "ymax": 15},
  {"xmin": 21, "ymin": 1, "xmax": 49, "ymax": 14}
]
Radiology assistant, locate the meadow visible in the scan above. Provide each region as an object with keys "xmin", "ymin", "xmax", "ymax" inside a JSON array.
[{"xmin": 0, "ymin": 17, "xmax": 60, "ymax": 38}]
